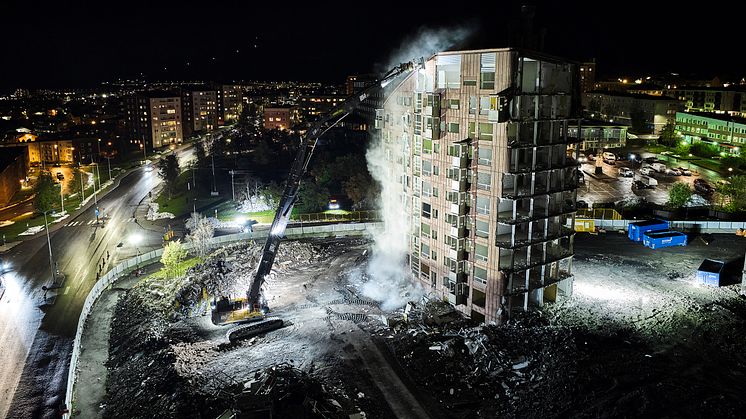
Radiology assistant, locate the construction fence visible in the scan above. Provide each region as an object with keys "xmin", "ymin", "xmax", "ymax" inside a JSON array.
[
  {"xmin": 574, "ymin": 218, "xmax": 746, "ymax": 233},
  {"xmin": 575, "ymin": 208, "xmax": 623, "ymax": 220},
  {"xmin": 296, "ymin": 210, "xmax": 380, "ymax": 223},
  {"xmin": 64, "ymin": 222, "xmax": 383, "ymax": 418}
]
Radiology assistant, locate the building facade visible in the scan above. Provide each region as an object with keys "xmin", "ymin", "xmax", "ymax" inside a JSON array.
[
  {"xmin": 664, "ymin": 87, "xmax": 746, "ymax": 116},
  {"xmin": 584, "ymin": 91, "xmax": 681, "ymax": 134},
  {"xmin": 149, "ymin": 96, "xmax": 183, "ymax": 148},
  {"xmin": 675, "ymin": 111, "xmax": 746, "ymax": 155},
  {"xmin": 377, "ymin": 48, "xmax": 580, "ymax": 323},
  {"xmin": 218, "ymin": 85, "xmax": 242, "ymax": 125},
  {"xmin": 191, "ymin": 90, "xmax": 218, "ymax": 132},
  {"xmin": 263, "ymin": 106, "xmax": 293, "ymax": 130},
  {"xmin": 579, "ymin": 60, "xmax": 596, "ymax": 93},
  {"xmin": 125, "ymin": 92, "xmax": 183, "ymax": 150},
  {"xmin": 568, "ymin": 120, "xmax": 628, "ymax": 152}
]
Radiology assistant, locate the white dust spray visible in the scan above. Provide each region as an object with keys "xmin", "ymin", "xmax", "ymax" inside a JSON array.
[{"xmin": 361, "ymin": 26, "xmax": 473, "ymax": 311}]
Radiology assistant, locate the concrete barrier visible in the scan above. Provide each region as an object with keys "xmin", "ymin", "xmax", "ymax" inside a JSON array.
[{"xmin": 64, "ymin": 221, "xmax": 382, "ymax": 417}]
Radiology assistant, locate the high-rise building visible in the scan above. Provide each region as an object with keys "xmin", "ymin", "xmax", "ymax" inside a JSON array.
[
  {"xmin": 217, "ymin": 85, "xmax": 243, "ymax": 125},
  {"xmin": 664, "ymin": 86, "xmax": 746, "ymax": 116},
  {"xmin": 376, "ymin": 48, "xmax": 580, "ymax": 324},
  {"xmin": 263, "ymin": 106, "xmax": 294, "ymax": 130},
  {"xmin": 125, "ymin": 91, "xmax": 183, "ymax": 150},
  {"xmin": 579, "ymin": 60, "xmax": 596, "ymax": 93},
  {"xmin": 191, "ymin": 90, "xmax": 218, "ymax": 132}
]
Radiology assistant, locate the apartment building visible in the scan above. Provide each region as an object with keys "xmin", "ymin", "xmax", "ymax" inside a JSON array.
[
  {"xmin": 568, "ymin": 119, "xmax": 627, "ymax": 152},
  {"xmin": 191, "ymin": 90, "xmax": 218, "ymax": 132},
  {"xmin": 664, "ymin": 87, "xmax": 746, "ymax": 116},
  {"xmin": 676, "ymin": 111, "xmax": 746, "ymax": 155},
  {"xmin": 584, "ymin": 91, "xmax": 681, "ymax": 134},
  {"xmin": 125, "ymin": 92, "xmax": 183, "ymax": 150},
  {"xmin": 377, "ymin": 48, "xmax": 580, "ymax": 323},
  {"xmin": 217, "ymin": 84, "xmax": 243, "ymax": 125}
]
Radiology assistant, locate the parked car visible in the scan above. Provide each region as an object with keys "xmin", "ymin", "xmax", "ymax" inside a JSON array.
[
  {"xmin": 677, "ymin": 167, "xmax": 692, "ymax": 176},
  {"xmin": 651, "ymin": 162, "xmax": 667, "ymax": 173},
  {"xmin": 641, "ymin": 166, "xmax": 655, "ymax": 176},
  {"xmin": 618, "ymin": 167, "xmax": 633, "ymax": 177},
  {"xmin": 56, "ymin": 172, "xmax": 64, "ymax": 180},
  {"xmin": 694, "ymin": 179, "xmax": 714, "ymax": 195},
  {"xmin": 577, "ymin": 153, "xmax": 588, "ymax": 163},
  {"xmin": 644, "ymin": 157, "xmax": 659, "ymax": 164},
  {"xmin": 666, "ymin": 168, "xmax": 681, "ymax": 176},
  {"xmin": 602, "ymin": 152, "xmax": 616, "ymax": 164}
]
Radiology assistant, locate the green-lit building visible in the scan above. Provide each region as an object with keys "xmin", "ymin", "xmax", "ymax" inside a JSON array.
[{"xmin": 675, "ymin": 111, "xmax": 746, "ymax": 155}]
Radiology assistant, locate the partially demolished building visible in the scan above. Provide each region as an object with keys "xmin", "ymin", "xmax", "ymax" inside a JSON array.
[{"xmin": 376, "ymin": 48, "xmax": 581, "ymax": 323}]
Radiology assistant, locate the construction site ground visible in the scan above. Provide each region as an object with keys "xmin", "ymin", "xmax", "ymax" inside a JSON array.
[{"xmin": 74, "ymin": 234, "xmax": 746, "ymax": 418}]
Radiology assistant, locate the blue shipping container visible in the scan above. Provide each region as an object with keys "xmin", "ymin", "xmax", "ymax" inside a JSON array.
[
  {"xmin": 628, "ymin": 220, "xmax": 669, "ymax": 242},
  {"xmin": 697, "ymin": 259, "xmax": 725, "ymax": 287},
  {"xmin": 642, "ymin": 230, "xmax": 687, "ymax": 249}
]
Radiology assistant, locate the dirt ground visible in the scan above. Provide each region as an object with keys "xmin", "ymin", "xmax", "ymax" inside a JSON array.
[{"xmin": 96, "ymin": 233, "xmax": 746, "ymax": 419}]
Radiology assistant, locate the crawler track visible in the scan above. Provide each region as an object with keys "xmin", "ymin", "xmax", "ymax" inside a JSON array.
[{"xmin": 226, "ymin": 318, "xmax": 284, "ymax": 342}]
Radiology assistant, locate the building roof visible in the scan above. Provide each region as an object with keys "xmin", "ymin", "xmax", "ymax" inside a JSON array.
[
  {"xmin": 586, "ymin": 90, "xmax": 678, "ymax": 101},
  {"xmin": 667, "ymin": 85, "xmax": 746, "ymax": 93},
  {"xmin": 678, "ymin": 111, "xmax": 746, "ymax": 125}
]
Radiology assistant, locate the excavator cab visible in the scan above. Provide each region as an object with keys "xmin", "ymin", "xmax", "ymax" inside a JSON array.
[{"xmin": 210, "ymin": 296, "xmax": 265, "ymax": 326}]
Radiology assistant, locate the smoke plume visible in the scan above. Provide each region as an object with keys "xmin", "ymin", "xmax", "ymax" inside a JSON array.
[{"xmin": 361, "ymin": 26, "xmax": 474, "ymax": 310}]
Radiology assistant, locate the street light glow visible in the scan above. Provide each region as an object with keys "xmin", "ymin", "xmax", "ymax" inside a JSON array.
[{"xmin": 129, "ymin": 233, "xmax": 143, "ymax": 246}]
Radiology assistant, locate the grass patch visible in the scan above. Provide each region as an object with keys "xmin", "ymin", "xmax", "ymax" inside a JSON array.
[
  {"xmin": 216, "ymin": 206, "xmax": 276, "ymax": 223},
  {"xmin": 155, "ymin": 170, "xmax": 223, "ymax": 218}
]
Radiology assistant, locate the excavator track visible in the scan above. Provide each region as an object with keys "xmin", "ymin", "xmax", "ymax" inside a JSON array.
[{"xmin": 226, "ymin": 318, "xmax": 284, "ymax": 343}]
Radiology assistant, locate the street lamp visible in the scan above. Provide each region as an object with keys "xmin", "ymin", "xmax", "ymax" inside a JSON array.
[{"xmin": 42, "ymin": 210, "xmax": 56, "ymax": 283}]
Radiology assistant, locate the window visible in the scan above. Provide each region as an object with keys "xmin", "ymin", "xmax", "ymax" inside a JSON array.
[
  {"xmin": 431, "ymin": 250, "xmax": 437, "ymax": 262},
  {"xmin": 421, "ymin": 243, "xmax": 430, "ymax": 259},
  {"xmin": 448, "ymin": 122, "xmax": 460, "ymax": 133},
  {"xmin": 480, "ymin": 53, "xmax": 496, "ymax": 90},
  {"xmin": 475, "ymin": 219, "xmax": 490, "ymax": 239},
  {"xmin": 477, "ymin": 172, "xmax": 491, "ymax": 191},
  {"xmin": 479, "ymin": 96, "xmax": 490, "ymax": 115},
  {"xmin": 422, "ymin": 202, "xmax": 431, "ymax": 219},
  {"xmin": 463, "ymin": 80, "xmax": 477, "ymax": 87},
  {"xmin": 421, "ymin": 223, "xmax": 431, "ymax": 238},
  {"xmin": 422, "ymin": 160, "xmax": 432, "ymax": 176},
  {"xmin": 449, "ymin": 99, "xmax": 460, "ymax": 110},
  {"xmin": 475, "ymin": 243, "xmax": 488, "ymax": 262},
  {"xmin": 474, "ymin": 266, "xmax": 488, "ymax": 284},
  {"xmin": 476, "ymin": 196, "xmax": 490, "ymax": 215},
  {"xmin": 479, "ymin": 123, "xmax": 494, "ymax": 140},
  {"xmin": 478, "ymin": 147, "xmax": 492, "ymax": 166},
  {"xmin": 469, "ymin": 96, "xmax": 477, "ymax": 114},
  {"xmin": 481, "ymin": 72, "xmax": 495, "ymax": 90}
]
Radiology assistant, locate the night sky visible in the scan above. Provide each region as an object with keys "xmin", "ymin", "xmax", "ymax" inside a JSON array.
[{"xmin": 2, "ymin": 1, "xmax": 745, "ymax": 90}]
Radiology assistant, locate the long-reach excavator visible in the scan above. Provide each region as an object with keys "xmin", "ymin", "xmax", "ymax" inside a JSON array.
[{"xmin": 211, "ymin": 59, "xmax": 421, "ymax": 341}]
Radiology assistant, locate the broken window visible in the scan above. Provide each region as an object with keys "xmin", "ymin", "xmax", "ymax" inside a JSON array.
[
  {"xmin": 422, "ymin": 202, "xmax": 431, "ymax": 219},
  {"xmin": 436, "ymin": 54, "xmax": 462, "ymax": 89}
]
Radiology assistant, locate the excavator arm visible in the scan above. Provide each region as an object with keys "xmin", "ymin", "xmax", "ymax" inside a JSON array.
[{"xmin": 247, "ymin": 59, "xmax": 421, "ymax": 308}]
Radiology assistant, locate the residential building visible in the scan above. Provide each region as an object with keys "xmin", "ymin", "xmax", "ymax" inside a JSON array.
[
  {"xmin": 263, "ymin": 106, "xmax": 293, "ymax": 130},
  {"xmin": 664, "ymin": 87, "xmax": 746, "ymax": 116},
  {"xmin": 377, "ymin": 48, "xmax": 580, "ymax": 324},
  {"xmin": 568, "ymin": 120, "xmax": 628, "ymax": 152},
  {"xmin": 675, "ymin": 111, "xmax": 746, "ymax": 155},
  {"xmin": 579, "ymin": 60, "xmax": 596, "ymax": 93},
  {"xmin": 347, "ymin": 74, "xmax": 382, "ymax": 128},
  {"xmin": 218, "ymin": 85, "xmax": 242, "ymax": 125},
  {"xmin": 298, "ymin": 94, "xmax": 346, "ymax": 120},
  {"xmin": 584, "ymin": 91, "xmax": 681, "ymax": 135},
  {"xmin": 191, "ymin": 90, "xmax": 218, "ymax": 132},
  {"xmin": 125, "ymin": 92, "xmax": 183, "ymax": 150}
]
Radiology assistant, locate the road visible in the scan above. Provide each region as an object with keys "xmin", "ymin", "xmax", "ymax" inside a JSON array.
[{"xmin": 0, "ymin": 143, "xmax": 199, "ymax": 418}]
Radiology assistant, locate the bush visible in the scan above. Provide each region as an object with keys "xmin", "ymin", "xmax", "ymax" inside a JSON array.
[
  {"xmin": 668, "ymin": 182, "xmax": 692, "ymax": 208},
  {"xmin": 690, "ymin": 142, "xmax": 719, "ymax": 158},
  {"xmin": 721, "ymin": 156, "xmax": 745, "ymax": 171}
]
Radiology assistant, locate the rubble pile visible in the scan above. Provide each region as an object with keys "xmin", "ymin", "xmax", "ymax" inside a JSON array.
[
  {"xmin": 223, "ymin": 364, "xmax": 367, "ymax": 418},
  {"xmin": 383, "ymin": 303, "xmax": 578, "ymax": 417}
]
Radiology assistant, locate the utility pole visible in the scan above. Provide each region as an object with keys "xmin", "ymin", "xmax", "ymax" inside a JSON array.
[
  {"xmin": 43, "ymin": 211, "xmax": 55, "ymax": 282},
  {"xmin": 59, "ymin": 184, "xmax": 64, "ymax": 215},
  {"xmin": 211, "ymin": 153, "xmax": 218, "ymax": 196},
  {"xmin": 106, "ymin": 155, "xmax": 112, "ymax": 182},
  {"xmin": 229, "ymin": 170, "xmax": 236, "ymax": 201},
  {"xmin": 79, "ymin": 169, "xmax": 85, "ymax": 201}
]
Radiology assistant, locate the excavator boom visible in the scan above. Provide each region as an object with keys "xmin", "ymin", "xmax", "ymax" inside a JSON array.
[{"xmin": 247, "ymin": 59, "xmax": 421, "ymax": 307}]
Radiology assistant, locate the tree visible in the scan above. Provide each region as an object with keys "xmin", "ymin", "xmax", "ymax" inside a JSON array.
[
  {"xmin": 720, "ymin": 175, "xmax": 746, "ymax": 211},
  {"xmin": 157, "ymin": 154, "xmax": 180, "ymax": 199},
  {"xmin": 187, "ymin": 212, "xmax": 214, "ymax": 257},
  {"xmin": 34, "ymin": 172, "xmax": 58, "ymax": 214},
  {"xmin": 296, "ymin": 180, "xmax": 328, "ymax": 213},
  {"xmin": 690, "ymin": 142, "xmax": 719, "ymax": 158},
  {"xmin": 657, "ymin": 121, "xmax": 678, "ymax": 147},
  {"xmin": 668, "ymin": 182, "xmax": 692, "ymax": 208},
  {"xmin": 194, "ymin": 141, "xmax": 208, "ymax": 167},
  {"xmin": 721, "ymin": 156, "xmax": 745, "ymax": 171},
  {"xmin": 630, "ymin": 110, "xmax": 649, "ymax": 134},
  {"xmin": 161, "ymin": 239, "xmax": 188, "ymax": 278}
]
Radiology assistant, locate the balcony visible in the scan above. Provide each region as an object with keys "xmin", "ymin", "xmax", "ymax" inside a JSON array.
[
  {"xmin": 495, "ymin": 226, "xmax": 574, "ymax": 250},
  {"xmin": 450, "ymin": 225, "xmax": 468, "ymax": 238},
  {"xmin": 450, "ymin": 179, "xmax": 470, "ymax": 192},
  {"xmin": 450, "ymin": 202, "xmax": 469, "ymax": 216}
]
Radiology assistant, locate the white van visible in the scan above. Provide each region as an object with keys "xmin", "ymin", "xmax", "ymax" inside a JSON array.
[
  {"xmin": 602, "ymin": 152, "xmax": 616, "ymax": 164},
  {"xmin": 651, "ymin": 162, "xmax": 667, "ymax": 173}
]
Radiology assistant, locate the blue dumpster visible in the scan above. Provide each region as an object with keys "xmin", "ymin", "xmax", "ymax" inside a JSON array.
[
  {"xmin": 642, "ymin": 230, "xmax": 688, "ymax": 249},
  {"xmin": 628, "ymin": 220, "xmax": 669, "ymax": 242},
  {"xmin": 697, "ymin": 259, "xmax": 725, "ymax": 287}
]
